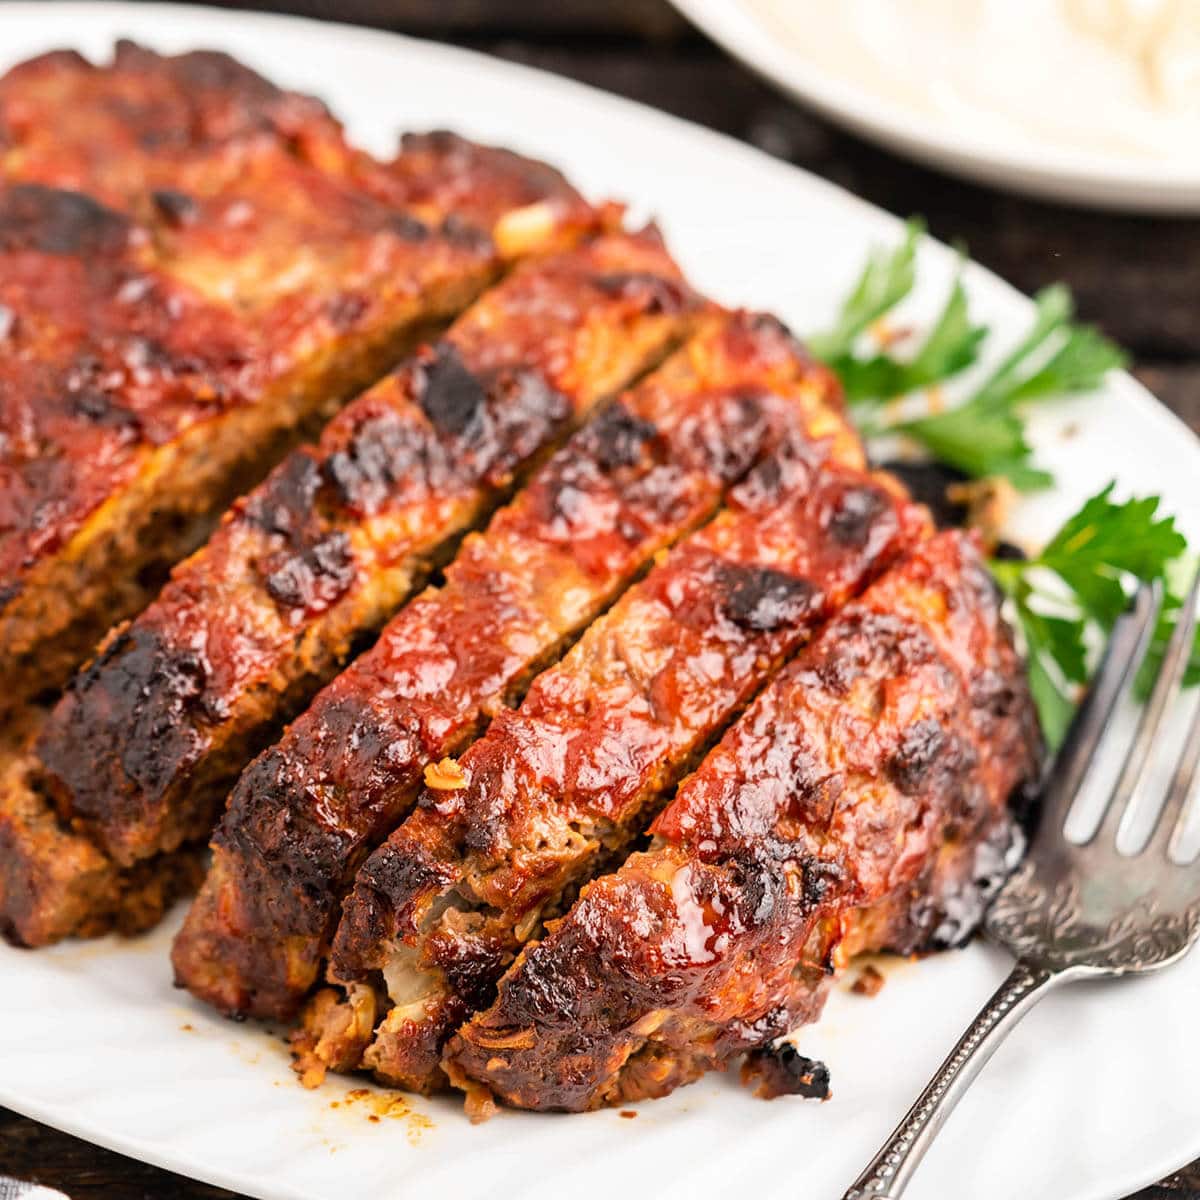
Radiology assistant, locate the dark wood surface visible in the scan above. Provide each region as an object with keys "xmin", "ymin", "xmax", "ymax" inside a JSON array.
[{"xmin": 4, "ymin": 2, "xmax": 1198, "ymax": 1197}]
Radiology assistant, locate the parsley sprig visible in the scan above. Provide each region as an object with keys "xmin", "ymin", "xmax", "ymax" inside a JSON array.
[
  {"xmin": 811, "ymin": 222, "xmax": 1126, "ymax": 491},
  {"xmin": 812, "ymin": 223, "xmax": 1195, "ymax": 746},
  {"xmin": 989, "ymin": 487, "xmax": 1196, "ymax": 747}
]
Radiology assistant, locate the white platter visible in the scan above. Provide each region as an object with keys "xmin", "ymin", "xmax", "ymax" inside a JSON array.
[
  {"xmin": 670, "ymin": 0, "xmax": 1200, "ymax": 214},
  {"xmin": 1, "ymin": 6, "xmax": 1199, "ymax": 1200}
]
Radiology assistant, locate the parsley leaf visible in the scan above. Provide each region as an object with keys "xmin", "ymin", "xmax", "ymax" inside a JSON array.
[
  {"xmin": 896, "ymin": 287, "xmax": 1126, "ymax": 489},
  {"xmin": 896, "ymin": 403, "xmax": 1054, "ymax": 491},
  {"xmin": 807, "ymin": 218, "xmax": 921, "ymax": 362},
  {"xmin": 810, "ymin": 226, "xmax": 1126, "ymax": 490},
  {"xmin": 988, "ymin": 485, "xmax": 1192, "ymax": 747},
  {"xmin": 833, "ymin": 269, "xmax": 987, "ymax": 405}
]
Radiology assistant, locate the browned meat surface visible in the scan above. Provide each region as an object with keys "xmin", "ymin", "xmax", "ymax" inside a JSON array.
[
  {"xmin": 0, "ymin": 706, "xmax": 205, "ymax": 948},
  {"xmin": 444, "ymin": 532, "xmax": 1041, "ymax": 1115},
  {"xmin": 8, "ymin": 232, "xmax": 682, "ymax": 951},
  {"xmin": 0, "ymin": 182, "xmax": 260, "ymax": 703},
  {"xmin": 320, "ymin": 440, "xmax": 930, "ymax": 1094},
  {"xmin": 0, "ymin": 41, "xmax": 351, "ymax": 209},
  {"xmin": 0, "ymin": 42, "xmax": 608, "ymax": 949},
  {"xmin": 0, "ymin": 45, "xmax": 1045, "ymax": 1134},
  {"xmin": 0, "ymin": 42, "xmax": 602, "ymax": 712},
  {"xmin": 36, "ymin": 229, "xmax": 694, "ymax": 877},
  {"xmin": 173, "ymin": 311, "xmax": 857, "ymax": 1026}
]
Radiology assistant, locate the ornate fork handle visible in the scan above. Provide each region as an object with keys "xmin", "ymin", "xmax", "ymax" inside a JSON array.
[{"xmin": 843, "ymin": 960, "xmax": 1061, "ymax": 1199}]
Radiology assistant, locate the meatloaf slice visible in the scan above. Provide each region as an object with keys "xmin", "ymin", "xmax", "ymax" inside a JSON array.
[
  {"xmin": 174, "ymin": 310, "xmax": 858, "ymax": 1028},
  {"xmin": 445, "ymin": 532, "xmax": 1041, "ymax": 1116},
  {"xmin": 319, "ymin": 441, "xmax": 930, "ymax": 1094},
  {"xmin": 0, "ymin": 706, "xmax": 205, "ymax": 948},
  {"xmin": 0, "ymin": 42, "xmax": 604, "ymax": 708},
  {"xmin": 37, "ymin": 229, "xmax": 695, "ymax": 875}
]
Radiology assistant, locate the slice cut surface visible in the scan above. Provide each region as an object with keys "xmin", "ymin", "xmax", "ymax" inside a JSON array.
[
  {"xmin": 320, "ymin": 436, "xmax": 930, "ymax": 1093},
  {"xmin": 444, "ymin": 532, "xmax": 1041, "ymax": 1115},
  {"xmin": 173, "ymin": 310, "xmax": 856, "ymax": 1023}
]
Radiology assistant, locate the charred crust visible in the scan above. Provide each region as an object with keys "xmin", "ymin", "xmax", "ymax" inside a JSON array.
[
  {"xmin": 470, "ymin": 368, "xmax": 573, "ymax": 488},
  {"xmin": 487, "ymin": 937, "xmax": 594, "ymax": 1031},
  {"xmin": 739, "ymin": 449, "xmax": 782, "ymax": 499},
  {"xmin": 800, "ymin": 858, "xmax": 845, "ymax": 907},
  {"xmin": 885, "ymin": 717, "xmax": 949, "ymax": 795},
  {"xmin": 216, "ymin": 748, "xmax": 352, "ymax": 928},
  {"xmin": 388, "ymin": 212, "xmax": 430, "ymax": 242},
  {"xmin": 731, "ymin": 429, "xmax": 824, "ymax": 506},
  {"xmin": 826, "ymin": 482, "xmax": 890, "ymax": 548},
  {"xmin": 150, "ymin": 188, "xmax": 198, "ymax": 228},
  {"xmin": 925, "ymin": 816, "xmax": 1026, "ymax": 951},
  {"xmin": 263, "ymin": 529, "xmax": 354, "ymax": 615},
  {"xmin": 334, "ymin": 842, "xmax": 457, "ymax": 978},
  {"xmin": 880, "ymin": 460, "xmax": 970, "ymax": 530},
  {"xmin": 716, "ymin": 563, "xmax": 816, "ymax": 633},
  {"xmin": 0, "ymin": 184, "xmax": 132, "ymax": 256},
  {"xmin": 246, "ymin": 454, "xmax": 356, "ymax": 617},
  {"xmin": 410, "ymin": 346, "xmax": 574, "ymax": 481},
  {"xmin": 681, "ymin": 391, "xmax": 771, "ymax": 486},
  {"xmin": 71, "ymin": 388, "xmax": 137, "ymax": 429},
  {"xmin": 577, "ymin": 404, "xmax": 658, "ymax": 472},
  {"xmin": 219, "ymin": 696, "xmax": 425, "ymax": 917},
  {"xmin": 416, "ymin": 343, "xmax": 489, "ymax": 440},
  {"xmin": 322, "ymin": 407, "xmax": 444, "ymax": 517},
  {"xmin": 427, "ymin": 932, "xmax": 511, "ymax": 1012},
  {"xmin": 593, "ymin": 271, "xmax": 690, "ymax": 315},
  {"xmin": 245, "ymin": 452, "xmax": 324, "ymax": 538},
  {"xmin": 742, "ymin": 1043, "xmax": 831, "ymax": 1101},
  {"xmin": 37, "ymin": 623, "xmax": 213, "ymax": 817},
  {"xmin": 725, "ymin": 850, "xmax": 779, "ymax": 928}
]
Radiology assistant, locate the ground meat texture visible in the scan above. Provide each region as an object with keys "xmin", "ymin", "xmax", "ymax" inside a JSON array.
[
  {"xmin": 0, "ymin": 41, "xmax": 609, "ymax": 946},
  {"xmin": 0, "ymin": 706, "xmax": 207, "ymax": 948},
  {"xmin": 323, "ymin": 443, "xmax": 928, "ymax": 1096},
  {"xmin": 445, "ymin": 532, "xmax": 1041, "ymax": 1114},
  {"xmin": 37, "ymin": 229, "xmax": 693, "ymax": 876},
  {"xmin": 0, "ymin": 41, "xmax": 604, "ymax": 711},
  {"xmin": 173, "ymin": 310, "xmax": 862, "ymax": 1027}
]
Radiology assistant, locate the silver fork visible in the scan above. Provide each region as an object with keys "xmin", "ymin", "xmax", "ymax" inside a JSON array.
[{"xmin": 843, "ymin": 568, "xmax": 1200, "ymax": 1200}]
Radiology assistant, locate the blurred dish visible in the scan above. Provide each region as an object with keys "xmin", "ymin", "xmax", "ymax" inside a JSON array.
[{"xmin": 670, "ymin": 0, "xmax": 1200, "ymax": 212}]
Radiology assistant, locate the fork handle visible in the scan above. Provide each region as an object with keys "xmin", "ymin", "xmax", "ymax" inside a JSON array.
[{"xmin": 842, "ymin": 959, "xmax": 1059, "ymax": 1199}]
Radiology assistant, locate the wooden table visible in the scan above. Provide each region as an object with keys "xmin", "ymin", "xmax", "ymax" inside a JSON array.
[{"xmin": 2, "ymin": 2, "xmax": 1197, "ymax": 1196}]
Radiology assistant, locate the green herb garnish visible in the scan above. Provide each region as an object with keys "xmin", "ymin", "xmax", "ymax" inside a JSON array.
[
  {"xmin": 811, "ymin": 225, "xmax": 1126, "ymax": 490},
  {"xmin": 897, "ymin": 286, "xmax": 1125, "ymax": 490},
  {"xmin": 808, "ymin": 218, "xmax": 922, "ymax": 363},
  {"xmin": 813, "ymin": 225, "xmax": 1193, "ymax": 746},
  {"xmin": 989, "ymin": 486, "xmax": 1191, "ymax": 746}
]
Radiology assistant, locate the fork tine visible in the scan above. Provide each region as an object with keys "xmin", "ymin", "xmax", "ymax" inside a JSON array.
[
  {"xmin": 1092, "ymin": 570, "xmax": 1200, "ymax": 850},
  {"xmin": 1151, "ymin": 693, "xmax": 1200, "ymax": 860},
  {"xmin": 1043, "ymin": 581, "xmax": 1161, "ymax": 831},
  {"xmin": 1146, "ymin": 568, "xmax": 1200, "ymax": 858}
]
